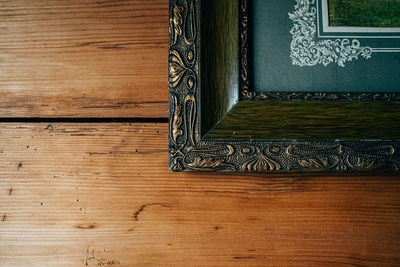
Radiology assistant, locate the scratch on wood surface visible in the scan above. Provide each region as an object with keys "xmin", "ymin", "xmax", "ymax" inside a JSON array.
[
  {"xmin": 87, "ymin": 150, "xmax": 167, "ymax": 157},
  {"xmin": 76, "ymin": 41, "xmax": 105, "ymax": 47},
  {"xmin": 115, "ymin": 101, "xmax": 168, "ymax": 106},
  {"xmin": 233, "ymin": 256, "xmax": 257, "ymax": 260},
  {"xmin": 99, "ymin": 42, "xmax": 134, "ymax": 50},
  {"xmin": 75, "ymin": 223, "xmax": 97, "ymax": 230},
  {"xmin": 133, "ymin": 203, "xmax": 171, "ymax": 221},
  {"xmin": 82, "ymin": 101, "xmax": 167, "ymax": 109},
  {"xmin": 45, "ymin": 124, "xmax": 53, "ymax": 131},
  {"xmin": 88, "ymin": 152, "xmax": 112, "ymax": 156},
  {"xmin": 8, "ymin": 187, "xmax": 13, "ymax": 195},
  {"xmin": 247, "ymin": 216, "xmax": 261, "ymax": 221},
  {"xmin": 84, "ymin": 246, "xmax": 120, "ymax": 266}
]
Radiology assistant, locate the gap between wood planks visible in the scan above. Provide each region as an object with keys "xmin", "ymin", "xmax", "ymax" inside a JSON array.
[{"xmin": 0, "ymin": 118, "xmax": 168, "ymax": 123}]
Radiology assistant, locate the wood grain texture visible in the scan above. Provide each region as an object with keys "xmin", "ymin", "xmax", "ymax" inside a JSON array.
[
  {"xmin": 204, "ymin": 101, "xmax": 400, "ymax": 140},
  {"xmin": 0, "ymin": 0, "xmax": 168, "ymax": 118},
  {"xmin": 0, "ymin": 123, "xmax": 399, "ymax": 266},
  {"xmin": 200, "ymin": 0, "xmax": 239, "ymax": 136}
]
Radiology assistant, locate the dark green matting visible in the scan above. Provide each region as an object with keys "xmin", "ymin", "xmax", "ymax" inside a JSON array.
[{"xmin": 251, "ymin": 0, "xmax": 400, "ymax": 93}]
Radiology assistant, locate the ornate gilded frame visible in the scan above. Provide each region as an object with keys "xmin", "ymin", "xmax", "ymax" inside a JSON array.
[{"xmin": 168, "ymin": 0, "xmax": 400, "ymax": 172}]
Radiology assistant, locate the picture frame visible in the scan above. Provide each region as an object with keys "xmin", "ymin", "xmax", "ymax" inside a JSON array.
[{"xmin": 168, "ymin": 0, "xmax": 400, "ymax": 172}]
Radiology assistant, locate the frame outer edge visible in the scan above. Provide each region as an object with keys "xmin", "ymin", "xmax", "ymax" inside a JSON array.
[{"xmin": 168, "ymin": 0, "xmax": 400, "ymax": 173}]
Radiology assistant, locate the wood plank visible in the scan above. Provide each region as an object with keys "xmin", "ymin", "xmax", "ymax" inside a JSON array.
[
  {"xmin": 0, "ymin": 0, "xmax": 168, "ymax": 118},
  {"xmin": 0, "ymin": 123, "xmax": 399, "ymax": 266}
]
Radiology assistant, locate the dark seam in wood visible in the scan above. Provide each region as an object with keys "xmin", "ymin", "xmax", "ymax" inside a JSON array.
[{"xmin": 133, "ymin": 203, "xmax": 171, "ymax": 221}]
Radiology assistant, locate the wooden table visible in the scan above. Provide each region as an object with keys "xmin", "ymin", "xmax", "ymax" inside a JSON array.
[{"xmin": 0, "ymin": 1, "xmax": 399, "ymax": 266}]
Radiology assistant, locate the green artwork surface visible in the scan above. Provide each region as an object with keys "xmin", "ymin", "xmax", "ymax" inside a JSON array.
[{"xmin": 328, "ymin": 0, "xmax": 400, "ymax": 27}]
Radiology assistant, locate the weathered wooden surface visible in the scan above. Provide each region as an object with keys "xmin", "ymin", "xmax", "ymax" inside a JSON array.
[
  {"xmin": 0, "ymin": 0, "xmax": 168, "ymax": 118},
  {"xmin": 0, "ymin": 123, "xmax": 399, "ymax": 266},
  {"xmin": 0, "ymin": 1, "xmax": 399, "ymax": 266}
]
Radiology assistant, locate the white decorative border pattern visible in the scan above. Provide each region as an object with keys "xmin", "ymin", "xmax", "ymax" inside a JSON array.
[{"xmin": 289, "ymin": 0, "xmax": 373, "ymax": 67}]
